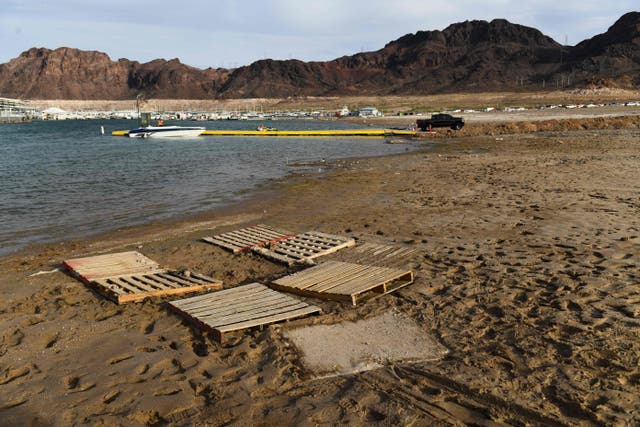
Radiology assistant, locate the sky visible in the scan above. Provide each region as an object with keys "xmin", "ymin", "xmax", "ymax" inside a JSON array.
[{"xmin": 1, "ymin": 1, "xmax": 637, "ymax": 69}]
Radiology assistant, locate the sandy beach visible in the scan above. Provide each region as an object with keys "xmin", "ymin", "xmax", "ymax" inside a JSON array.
[{"xmin": 1, "ymin": 114, "xmax": 639, "ymax": 425}]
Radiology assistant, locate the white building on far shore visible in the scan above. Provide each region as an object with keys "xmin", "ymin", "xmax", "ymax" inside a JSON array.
[
  {"xmin": 358, "ymin": 106, "xmax": 382, "ymax": 117},
  {"xmin": 0, "ymin": 97, "xmax": 37, "ymax": 122},
  {"xmin": 336, "ymin": 105, "xmax": 350, "ymax": 117},
  {"xmin": 41, "ymin": 107, "xmax": 69, "ymax": 120}
]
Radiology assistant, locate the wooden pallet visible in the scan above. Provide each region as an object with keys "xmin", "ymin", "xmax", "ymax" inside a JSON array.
[
  {"xmin": 253, "ymin": 231, "xmax": 356, "ymax": 266},
  {"xmin": 64, "ymin": 251, "xmax": 223, "ymax": 304},
  {"xmin": 91, "ymin": 271, "xmax": 222, "ymax": 304},
  {"xmin": 328, "ymin": 243, "xmax": 420, "ymax": 269},
  {"xmin": 169, "ymin": 283, "xmax": 321, "ymax": 343},
  {"xmin": 63, "ymin": 251, "xmax": 163, "ymax": 283},
  {"xmin": 202, "ymin": 224, "xmax": 295, "ymax": 253},
  {"xmin": 271, "ymin": 261, "xmax": 414, "ymax": 305}
]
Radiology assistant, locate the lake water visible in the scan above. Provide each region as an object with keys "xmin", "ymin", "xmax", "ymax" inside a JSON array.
[{"xmin": 0, "ymin": 119, "xmax": 417, "ymax": 256}]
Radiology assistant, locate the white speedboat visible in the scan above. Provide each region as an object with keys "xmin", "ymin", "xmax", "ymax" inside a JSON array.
[
  {"xmin": 128, "ymin": 125, "xmax": 205, "ymax": 138},
  {"xmin": 128, "ymin": 111, "xmax": 205, "ymax": 138}
]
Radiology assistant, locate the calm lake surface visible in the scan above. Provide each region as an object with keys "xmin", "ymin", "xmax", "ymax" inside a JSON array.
[{"xmin": 0, "ymin": 119, "xmax": 417, "ymax": 255}]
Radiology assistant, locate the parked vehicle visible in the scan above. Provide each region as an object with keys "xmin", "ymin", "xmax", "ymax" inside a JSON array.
[{"xmin": 416, "ymin": 113, "xmax": 464, "ymax": 131}]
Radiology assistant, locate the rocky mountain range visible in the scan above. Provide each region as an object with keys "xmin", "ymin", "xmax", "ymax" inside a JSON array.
[{"xmin": 1, "ymin": 12, "xmax": 638, "ymax": 99}]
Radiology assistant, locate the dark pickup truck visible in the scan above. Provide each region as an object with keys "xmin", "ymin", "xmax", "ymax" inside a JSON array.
[{"xmin": 416, "ymin": 113, "xmax": 465, "ymax": 131}]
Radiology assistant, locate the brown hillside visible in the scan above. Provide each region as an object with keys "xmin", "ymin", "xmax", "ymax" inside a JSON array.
[{"xmin": 0, "ymin": 13, "xmax": 638, "ymax": 99}]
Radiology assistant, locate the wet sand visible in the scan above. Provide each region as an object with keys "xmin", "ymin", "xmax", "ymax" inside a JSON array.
[{"xmin": 1, "ymin": 120, "xmax": 639, "ymax": 425}]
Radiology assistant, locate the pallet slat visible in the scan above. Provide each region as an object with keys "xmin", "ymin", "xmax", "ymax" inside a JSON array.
[
  {"xmin": 328, "ymin": 268, "xmax": 405, "ymax": 294},
  {"xmin": 252, "ymin": 246, "xmax": 310, "ymax": 266},
  {"xmin": 202, "ymin": 225, "xmax": 294, "ymax": 253},
  {"xmin": 201, "ymin": 236, "xmax": 245, "ymax": 253},
  {"xmin": 119, "ymin": 276, "xmax": 157, "ymax": 293},
  {"xmin": 131, "ymin": 275, "xmax": 171, "ymax": 290},
  {"xmin": 143, "ymin": 273, "xmax": 183, "ymax": 289},
  {"xmin": 291, "ymin": 263, "xmax": 368, "ymax": 292},
  {"xmin": 63, "ymin": 251, "xmax": 163, "ymax": 282},
  {"xmin": 89, "ymin": 271, "xmax": 223, "ymax": 304},
  {"xmin": 271, "ymin": 261, "xmax": 414, "ymax": 305},
  {"xmin": 275, "ymin": 262, "xmax": 359, "ymax": 288},
  {"xmin": 253, "ymin": 231, "xmax": 355, "ymax": 265},
  {"xmin": 234, "ymin": 227, "xmax": 286, "ymax": 243},
  {"xmin": 305, "ymin": 265, "xmax": 377, "ymax": 293},
  {"xmin": 216, "ymin": 306, "xmax": 321, "ymax": 333},
  {"xmin": 180, "ymin": 289, "xmax": 285, "ymax": 317},
  {"xmin": 170, "ymin": 283, "xmax": 265, "ymax": 309},
  {"xmin": 168, "ymin": 283, "xmax": 321, "ymax": 343},
  {"xmin": 326, "ymin": 243, "xmax": 420, "ymax": 269},
  {"xmin": 199, "ymin": 300, "xmax": 309, "ymax": 327}
]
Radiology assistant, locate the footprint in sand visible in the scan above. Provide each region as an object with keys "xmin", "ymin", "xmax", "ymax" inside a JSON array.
[
  {"xmin": 129, "ymin": 410, "xmax": 162, "ymax": 425},
  {"xmin": 64, "ymin": 375, "xmax": 79, "ymax": 390},
  {"xmin": 612, "ymin": 252, "xmax": 633, "ymax": 260},
  {"xmin": 108, "ymin": 354, "xmax": 134, "ymax": 365},
  {"xmin": 0, "ymin": 395, "xmax": 28, "ymax": 410},
  {"xmin": 102, "ymin": 390, "xmax": 121, "ymax": 404},
  {"xmin": 153, "ymin": 387, "xmax": 181, "ymax": 396},
  {"xmin": 43, "ymin": 333, "xmax": 59, "ymax": 349},
  {"xmin": 141, "ymin": 320, "xmax": 155, "ymax": 334},
  {"xmin": 70, "ymin": 382, "xmax": 96, "ymax": 393},
  {"xmin": 565, "ymin": 300, "xmax": 582, "ymax": 312},
  {"xmin": 0, "ymin": 365, "xmax": 30, "ymax": 385},
  {"xmin": 1, "ymin": 328, "xmax": 24, "ymax": 351}
]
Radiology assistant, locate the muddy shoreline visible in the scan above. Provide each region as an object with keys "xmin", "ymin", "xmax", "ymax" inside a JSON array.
[{"xmin": 1, "ymin": 120, "xmax": 639, "ymax": 425}]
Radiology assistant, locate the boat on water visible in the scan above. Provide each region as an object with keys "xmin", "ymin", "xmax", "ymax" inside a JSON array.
[
  {"xmin": 128, "ymin": 112, "xmax": 204, "ymax": 138},
  {"xmin": 128, "ymin": 125, "xmax": 205, "ymax": 138}
]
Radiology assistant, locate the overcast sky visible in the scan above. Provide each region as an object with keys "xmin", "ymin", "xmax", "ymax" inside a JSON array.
[{"xmin": 1, "ymin": 1, "xmax": 636, "ymax": 69}]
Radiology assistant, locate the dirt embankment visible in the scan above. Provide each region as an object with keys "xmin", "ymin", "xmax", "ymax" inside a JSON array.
[{"xmin": 448, "ymin": 114, "xmax": 640, "ymax": 137}]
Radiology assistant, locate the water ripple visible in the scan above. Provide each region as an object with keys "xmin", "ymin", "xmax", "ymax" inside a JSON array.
[{"xmin": 0, "ymin": 119, "xmax": 416, "ymax": 255}]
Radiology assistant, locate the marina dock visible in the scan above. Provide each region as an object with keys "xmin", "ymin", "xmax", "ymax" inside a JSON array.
[{"xmin": 111, "ymin": 129, "xmax": 417, "ymax": 137}]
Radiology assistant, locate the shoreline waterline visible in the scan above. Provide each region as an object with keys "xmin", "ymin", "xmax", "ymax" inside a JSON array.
[{"xmin": 0, "ymin": 147, "xmax": 422, "ymax": 263}]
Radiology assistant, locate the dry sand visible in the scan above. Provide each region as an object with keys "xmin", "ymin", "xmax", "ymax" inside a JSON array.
[{"xmin": 1, "ymin": 113, "xmax": 639, "ymax": 425}]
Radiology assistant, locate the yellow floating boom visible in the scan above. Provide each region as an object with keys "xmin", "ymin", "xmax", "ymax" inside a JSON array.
[
  {"xmin": 111, "ymin": 129, "xmax": 416, "ymax": 137},
  {"xmin": 201, "ymin": 129, "xmax": 416, "ymax": 137}
]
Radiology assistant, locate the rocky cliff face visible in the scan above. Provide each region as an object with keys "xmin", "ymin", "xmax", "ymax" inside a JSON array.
[
  {"xmin": 0, "ymin": 48, "xmax": 131, "ymax": 99},
  {"xmin": 568, "ymin": 12, "xmax": 640, "ymax": 86},
  {"xmin": 0, "ymin": 47, "xmax": 230, "ymax": 99},
  {"xmin": 181, "ymin": 18, "xmax": 566, "ymax": 98},
  {"xmin": 0, "ymin": 12, "xmax": 638, "ymax": 99}
]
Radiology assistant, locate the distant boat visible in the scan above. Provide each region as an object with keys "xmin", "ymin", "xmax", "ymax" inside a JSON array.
[
  {"xmin": 128, "ymin": 125, "xmax": 205, "ymax": 138},
  {"xmin": 128, "ymin": 111, "xmax": 204, "ymax": 138}
]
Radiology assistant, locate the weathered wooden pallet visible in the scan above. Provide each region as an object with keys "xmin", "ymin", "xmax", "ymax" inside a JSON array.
[
  {"xmin": 327, "ymin": 243, "xmax": 420, "ymax": 269},
  {"xmin": 252, "ymin": 231, "xmax": 356, "ymax": 266},
  {"xmin": 202, "ymin": 224, "xmax": 295, "ymax": 253},
  {"xmin": 271, "ymin": 261, "xmax": 414, "ymax": 305},
  {"xmin": 169, "ymin": 283, "xmax": 321, "ymax": 343},
  {"xmin": 64, "ymin": 251, "xmax": 223, "ymax": 304},
  {"xmin": 63, "ymin": 251, "xmax": 163, "ymax": 283},
  {"xmin": 91, "ymin": 271, "xmax": 223, "ymax": 304}
]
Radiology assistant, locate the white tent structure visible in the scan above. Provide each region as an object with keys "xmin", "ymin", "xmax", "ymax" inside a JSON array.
[{"xmin": 42, "ymin": 107, "xmax": 68, "ymax": 120}]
